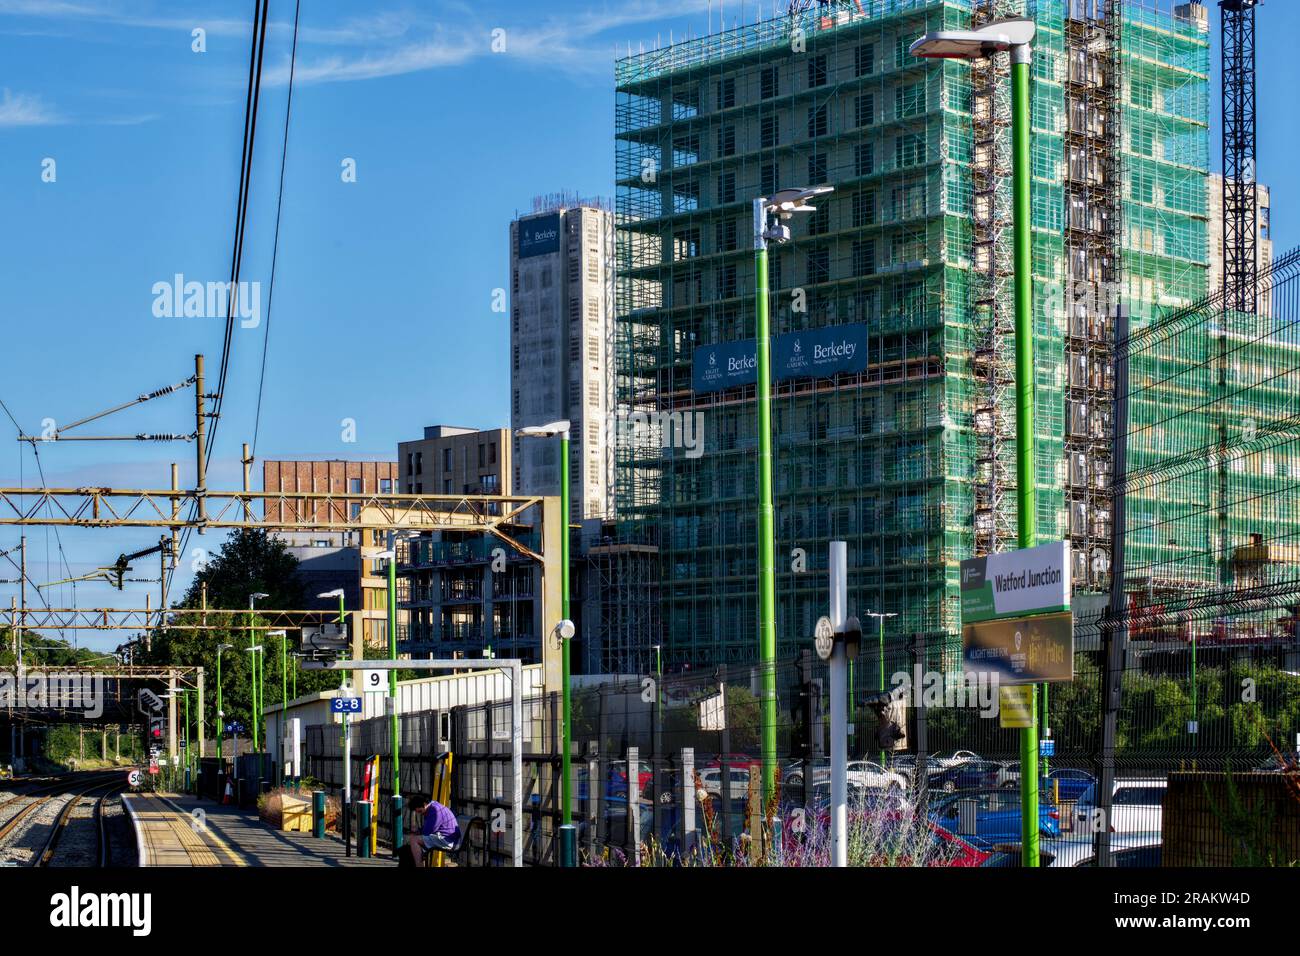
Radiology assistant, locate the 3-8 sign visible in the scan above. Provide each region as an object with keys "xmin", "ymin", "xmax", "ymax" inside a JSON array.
[{"xmin": 330, "ymin": 697, "xmax": 362, "ymax": 714}]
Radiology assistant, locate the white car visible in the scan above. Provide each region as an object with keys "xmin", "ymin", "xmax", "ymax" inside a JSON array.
[
  {"xmin": 1075, "ymin": 778, "xmax": 1166, "ymax": 834},
  {"xmin": 697, "ymin": 766, "xmax": 751, "ymax": 800},
  {"xmin": 845, "ymin": 760, "xmax": 907, "ymax": 791}
]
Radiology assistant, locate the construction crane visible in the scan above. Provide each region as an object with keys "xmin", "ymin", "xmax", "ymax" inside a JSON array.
[{"xmin": 1220, "ymin": 0, "xmax": 1259, "ymax": 315}]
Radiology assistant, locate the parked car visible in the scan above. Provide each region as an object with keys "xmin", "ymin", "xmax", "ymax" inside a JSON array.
[
  {"xmin": 928, "ymin": 788, "xmax": 1061, "ymax": 849},
  {"xmin": 1042, "ymin": 768, "xmax": 1097, "ymax": 802},
  {"xmin": 697, "ymin": 765, "xmax": 752, "ymax": 801},
  {"xmin": 980, "ymin": 833, "xmax": 1162, "ymax": 867},
  {"xmin": 606, "ymin": 760, "xmax": 654, "ymax": 799},
  {"xmin": 783, "ymin": 797, "xmax": 987, "ymax": 866},
  {"xmin": 1074, "ymin": 778, "xmax": 1166, "ymax": 834},
  {"xmin": 845, "ymin": 760, "xmax": 907, "ymax": 791},
  {"xmin": 929, "ymin": 760, "xmax": 1006, "ymax": 794},
  {"xmin": 1253, "ymin": 751, "xmax": 1300, "ymax": 773},
  {"xmin": 997, "ymin": 766, "xmax": 1096, "ymax": 802},
  {"xmin": 928, "ymin": 750, "xmax": 981, "ymax": 768}
]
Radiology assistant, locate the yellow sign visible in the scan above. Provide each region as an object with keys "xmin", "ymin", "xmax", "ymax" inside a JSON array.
[{"xmin": 999, "ymin": 685, "xmax": 1034, "ymax": 729}]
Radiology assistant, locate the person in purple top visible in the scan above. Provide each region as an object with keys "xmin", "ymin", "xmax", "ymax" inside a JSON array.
[{"xmin": 407, "ymin": 795, "xmax": 460, "ymax": 860}]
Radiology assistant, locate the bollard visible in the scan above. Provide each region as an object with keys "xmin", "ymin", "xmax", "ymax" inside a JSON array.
[
  {"xmin": 312, "ymin": 790, "xmax": 326, "ymax": 839},
  {"xmin": 343, "ymin": 796, "xmax": 352, "ymax": 857},
  {"xmin": 391, "ymin": 795, "xmax": 404, "ymax": 857},
  {"xmin": 358, "ymin": 801, "xmax": 372, "ymax": 859},
  {"xmin": 559, "ymin": 824, "xmax": 577, "ymax": 868}
]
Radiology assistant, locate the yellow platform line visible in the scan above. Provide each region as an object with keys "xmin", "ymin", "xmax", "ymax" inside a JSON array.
[{"xmin": 125, "ymin": 793, "xmax": 246, "ymax": 867}]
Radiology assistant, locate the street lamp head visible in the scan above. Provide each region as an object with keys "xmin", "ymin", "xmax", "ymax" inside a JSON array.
[
  {"xmin": 515, "ymin": 420, "xmax": 572, "ymax": 440},
  {"xmin": 318, "ymin": 589, "xmax": 345, "ymax": 599},
  {"xmin": 250, "ymin": 592, "xmax": 269, "ymax": 601},
  {"xmin": 266, "ymin": 629, "xmax": 286, "ymax": 638},
  {"xmin": 554, "ymin": 619, "xmax": 576, "ymax": 643},
  {"xmin": 217, "ymin": 642, "xmax": 233, "ymax": 651},
  {"xmin": 910, "ymin": 19, "xmax": 1035, "ymax": 63},
  {"xmin": 246, "ymin": 644, "xmax": 264, "ymax": 653},
  {"xmin": 763, "ymin": 184, "xmax": 834, "ymax": 219},
  {"xmin": 371, "ymin": 550, "xmax": 395, "ymax": 561}
]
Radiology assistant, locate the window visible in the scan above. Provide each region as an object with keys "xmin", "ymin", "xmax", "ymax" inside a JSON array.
[
  {"xmin": 415, "ymin": 482, "xmax": 422, "ymax": 494},
  {"xmin": 808, "ymin": 204, "xmax": 829, "ymax": 236},
  {"xmin": 443, "ymin": 479, "xmax": 452, "ymax": 494},
  {"xmin": 853, "ymin": 190, "xmax": 875, "ymax": 227},
  {"xmin": 895, "ymin": 132, "xmax": 925, "ymax": 167},
  {"xmin": 717, "ymin": 124, "xmax": 735, "ymax": 157},
  {"xmin": 489, "ymin": 443, "xmax": 497, "ymax": 464},
  {"xmin": 855, "ymin": 93, "xmax": 875, "ymax": 127},
  {"xmin": 483, "ymin": 474, "xmax": 499, "ymax": 493},
  {"xmin": 760, "ymin": 66, "xmax": 779, "ymax": 99},
  {"xmin": 760, "ymin": 114, "xmax": 779, "ymax": 148},
  {"xmin": 855, "ymin": 43, "xmax": 874, "ymax": 77},
  {"xmin": 807, "ymin": 104, "xmax": 828, "ymax": 138},
  {"xmin": 415, "ymin": 452, "xmax": 423, "ymax": 475},
  {"xmin": 806, "ymin": 248, "xmax": 829, "ymax": 284},
  {"xmin": 673, "ymin": 227, "xmax": 701, "ymax": 260},
  {"xmin": 350, "ymin": 503, "xmax": 362, "ymax": 520},
  {"xmin": 443, "ymin": 448, "xmax": 452, "ymax": 472},
  {"xmin": 717, "ymin": 76, "xmax": 736, "ymax": 109},
  {"xmin": 717, "ymin": 264, "xmax": 738, "ymax": 298},
  {"xmin": 1131, "ymin": 127, "xmax": 1153, "ymax": 157},
  {"xmin": 852, "ymin": 238, "xmax": 875, "ymax": 275},
  {"xmin": 349, "ymin": 478, "xmax": 362, "ymax": 494},
  {"xmin": 405, "ymin": 453, "xmax": 413, "ymax": 475},
  {"xmin": 671, "ymin": 85, "xmax": 700, "ymax": 120},
  {"xmin": 478, "ymin": 444, "xmax": 486, "ymax": 468},
  {"xmin": 807, "ymin": 54, "xmax": 827, "ymax": 88},
  {"xmin": 895, "ymin": 82, "xmax": 926, "ymax": 118},
  {"xmin": 717, "ymin": 171, "xmax": 736, "ymax": 204},
  {"xmin": 715, "ymin": 218, "xmax": 738, "ymax": 252},
  {"xmin": 761, "ymin": 162, "xmax": 780, "ymax": 196},
  {"xmin": 855, "ymin": 142, "xmax": 875, "ymax": 176},
  {"xmin": 672, "ymin": 133, "xmax": 701, "ymax": 168},
  {"xmin": 807, "ymin": 152, "xmax": 827, "ymax": 184},
  {"xmin": 380, "ymin": 478, "xmax": 392, "ymax": 494}
]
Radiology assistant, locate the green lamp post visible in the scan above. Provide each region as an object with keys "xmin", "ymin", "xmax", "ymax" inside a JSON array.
[
  {"xmin": 912, "ymin": 17, "xmax": 1039, "ymax": 867},
  {"xmin": 516, "ymin": 420, "xmax": 576, "ymax": 866},
  {"xmin": 752, "ymin": 185, "xmax": 834, "ymax": 802}
]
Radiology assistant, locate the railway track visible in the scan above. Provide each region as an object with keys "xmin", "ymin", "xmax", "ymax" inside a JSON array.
[
  {"xmin": 0, "ymin": 771, "xmax": 127, "ymax": 867},
  {"xmin": 36, "ymin": 779, "xmax": 124, "ymax": 867}
]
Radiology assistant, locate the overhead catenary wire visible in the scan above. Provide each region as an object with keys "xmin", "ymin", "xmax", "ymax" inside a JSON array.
[
  {"xmin": 252, "ymin": 0, "xmax": 301, "ymax": 462},
  {"xmin": 169, "ymin": 0, "xmax": 271, "ymax": 607}
]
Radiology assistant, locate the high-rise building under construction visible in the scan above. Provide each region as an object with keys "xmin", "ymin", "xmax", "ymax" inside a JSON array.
[{"xmin": 614, "ymin": 0, "xmax": 1210, "ymax": 668}]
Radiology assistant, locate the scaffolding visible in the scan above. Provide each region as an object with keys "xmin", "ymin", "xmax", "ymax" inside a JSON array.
[
  {"xmin": 1061, "ymin": 0, "xmax": 1122, "ymax": 589},
  {"xmin": 968, "ymin": 0, "xmax": 1019, "ymax": 558},
  {"xmin": 613, "ymin": 0, "xmax": 1211, "ymax": 668}
]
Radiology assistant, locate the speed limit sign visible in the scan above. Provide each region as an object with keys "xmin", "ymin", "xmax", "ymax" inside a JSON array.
[
  {"xmin": 358, "ymin": 669, "xmax": 389, "ymax": 696},
  {"xmin": 127, "ymin": 769, "xmax": 142, "ymax": 788},
  {"xmin": 814, "ymin": 616, "xmax": 834, "ymax": 661}
]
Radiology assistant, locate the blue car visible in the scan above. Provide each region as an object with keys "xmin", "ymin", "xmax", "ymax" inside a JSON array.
[
  {"xmin": 928, "ymin": 789, "xmax": 1061, "ymax": 850},
  {"xmin": 1042, "ymin": 768, "xmax": 1096, "ymax": 803}
]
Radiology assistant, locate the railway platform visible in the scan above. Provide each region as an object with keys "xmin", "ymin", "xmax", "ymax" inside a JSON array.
[{"xmin": 124, "ymin": 792, "xmax": 395, "ymax": 867}]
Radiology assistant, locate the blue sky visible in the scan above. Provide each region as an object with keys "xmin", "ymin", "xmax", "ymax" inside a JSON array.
[{"xmin": 0, "ymin": 0, "xmax": 1295, "ymax": 650}]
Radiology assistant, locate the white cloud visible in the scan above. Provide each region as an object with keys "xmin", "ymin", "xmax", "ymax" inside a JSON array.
[{"xmin": 0, "ymin": 88, "xmax": 61, "ymax": 126}]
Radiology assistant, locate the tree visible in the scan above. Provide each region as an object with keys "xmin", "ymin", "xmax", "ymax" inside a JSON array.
[{"xmin": 141, "ymin": 529, "xmax": 339, "ymax": 745}]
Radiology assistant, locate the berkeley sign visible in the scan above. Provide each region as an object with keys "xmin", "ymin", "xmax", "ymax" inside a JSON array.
[{"xmin": 692, "ymin": 323, "xmax": 870, "ymax": 394}]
